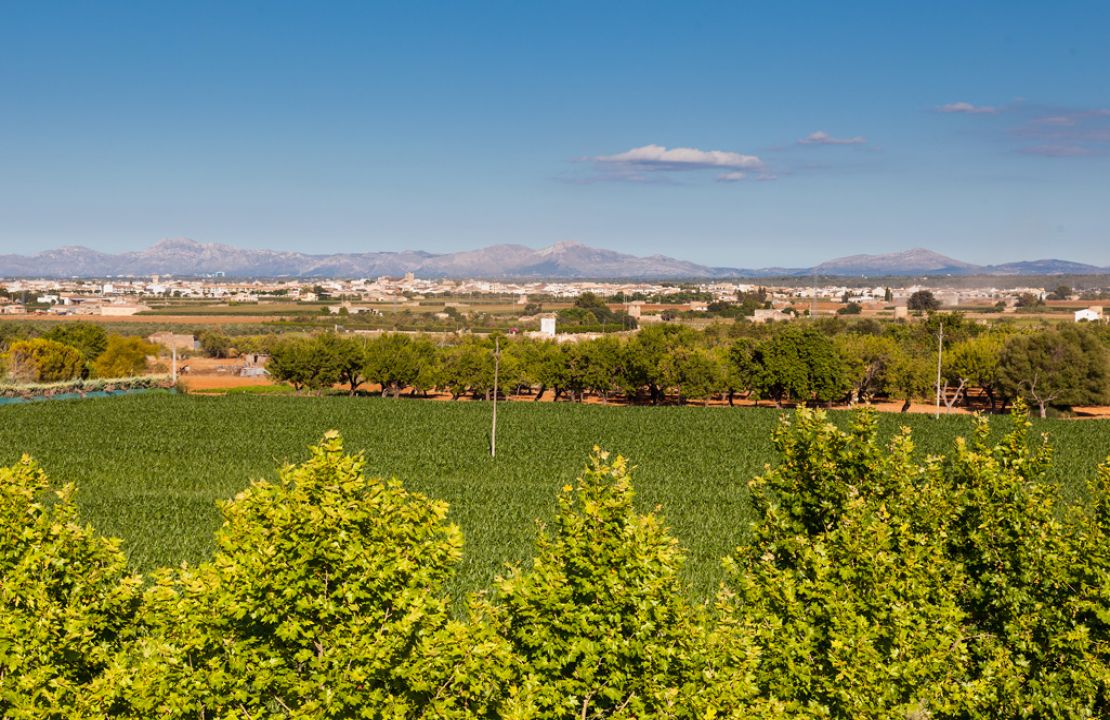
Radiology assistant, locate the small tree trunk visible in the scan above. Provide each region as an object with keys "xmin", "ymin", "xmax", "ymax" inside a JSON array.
[{"xmin": 901, "ymin": 397, "xmax": 911, "ymax": 413}]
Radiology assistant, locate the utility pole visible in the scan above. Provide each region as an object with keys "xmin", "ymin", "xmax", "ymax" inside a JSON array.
[
  {"xmin": 811, "ymin": 271, "xmax": 817, "ymax": 319},
  {"xmin": 171, "ymin": 345, "xmax": 178, "ymax": 384},
  {"xmin": 490, "ymin": 336, "xmax": 500, "ymax": 458},
  {"xmin": 934, "ymin": 321, "xmax": 944, "ymax": 418}
]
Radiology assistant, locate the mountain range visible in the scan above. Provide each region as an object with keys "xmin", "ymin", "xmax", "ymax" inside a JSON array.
[{"xmin": 0, "ymin": 239, "xmax": 1107, "ymax": 279}]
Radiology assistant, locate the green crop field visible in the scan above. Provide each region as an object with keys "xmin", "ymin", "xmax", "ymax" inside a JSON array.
[{"xmin": 2, "ymin": 394, "xmax": 1109, "ymax": 600}]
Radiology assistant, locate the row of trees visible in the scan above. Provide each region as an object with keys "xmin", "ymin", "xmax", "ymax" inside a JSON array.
[
  {"xmin": 6, "ymin": 409, "xmax": 1110, "ymax": 717},
  {"xmin": 266, "ymin": 320, "xmax": 1110, "ymax": 415},
  {"xmin": 0, "ymin": 322, "xmax": 160, "ymax": 383}
]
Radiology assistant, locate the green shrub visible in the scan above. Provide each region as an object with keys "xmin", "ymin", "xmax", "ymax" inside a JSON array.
[
  {"xmin": 491, "ymin": 449, "xmax": 715, "ymax": 717},
  {"xmin": 90, "ymin": 336, "xmax": 161, "ymax": 379},
  {"xmin": 103, "ymin": 431, "xmax": 479, "ymax": 718},
  {"xmin": 4, "ymin": 338, "xmax": 84, "ymax": 383},
  {"xmin": 0, "ymin": 456, "xmax": 140, "ymax": 719},
  {"xmin": 722, "ymin": 410, "xmax": 972, "ymax": 717}
]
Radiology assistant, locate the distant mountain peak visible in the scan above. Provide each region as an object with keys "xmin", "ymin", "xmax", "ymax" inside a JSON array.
[
  {"xmin": 814, "ymin": 248, "xmax": 978, "ymax": 275},
  {"xmin": 0, "ymin": 241, "xmax": 1105, "ymax": 279},
  {"xmin": 537, "ymin": 240, "xmax": 586, "ymax": 256}
]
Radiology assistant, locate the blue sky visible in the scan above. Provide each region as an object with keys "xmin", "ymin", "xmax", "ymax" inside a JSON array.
[{"xmin": 2, "ymin": 1, "xmax": 1108, "ymax": 267}]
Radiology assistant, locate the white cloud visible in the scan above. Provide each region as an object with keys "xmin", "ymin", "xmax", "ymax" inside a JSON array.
[
  {"xmin": 716, "ymin": 171, "xmax": 747, "ymax": 182},
  {"xmin": 937, "ymin": 101, "xmax": 998, "ymax": 114},
  {"xmin": 594, "ymin": 144, "xmax": 765, "ymax": 171},
  {"xmin": 798, "ymin": 130, "xmax": 866, "ymax": 145}
]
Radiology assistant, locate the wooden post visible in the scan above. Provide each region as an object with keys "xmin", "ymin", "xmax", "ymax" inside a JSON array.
[
  {"xmin": 491, "ymin": 337, "xmax": 500, "ymax": 458},
  {"xmin": 934, "ymin": 321, "xmax": 944, "ymax": 418}
]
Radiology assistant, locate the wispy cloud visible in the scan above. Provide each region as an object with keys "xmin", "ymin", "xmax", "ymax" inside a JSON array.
[
  {"xmin": 589, "ymin": 144, "xmax": 768, "ymax": 182},
  {"xmin": 798, "ymin": 130, "xmax": 866, "ymax": 146},
  {"xmin": 937, "ymin": 101, "xmax": 999, "ymax": 115},
  {"xmin": 1012, "ymin": 107, "xmax": 1110, "ymax": 157},
  {"xmin": 936, "ymin": 100, "xmax": 1110, "ymax": 157},
  {"xmin": 1019, "ymin": 144, "xmax": 1095, "ymax": 158}
]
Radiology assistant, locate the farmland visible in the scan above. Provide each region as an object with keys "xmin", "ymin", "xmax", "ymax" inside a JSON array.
[{"xmin": 2, "ymin": 393, "xmax": 1109, "ymax": 600}]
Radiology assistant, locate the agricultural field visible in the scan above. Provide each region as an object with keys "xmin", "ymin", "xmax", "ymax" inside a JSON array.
[{"xmin": 2, "ymin": 393, "xmax": 1109, "ymax": 600}]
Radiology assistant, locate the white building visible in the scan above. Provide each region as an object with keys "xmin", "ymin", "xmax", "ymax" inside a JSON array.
[
  {"xmin": 1075, "ymin": 306, "xmax": 1104, "ymax": 322},
  {"xmin": 539, "ymin": 316, "xmax": 557, "ymax": 337}
]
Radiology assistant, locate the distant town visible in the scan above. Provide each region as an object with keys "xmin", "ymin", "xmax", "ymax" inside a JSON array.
[{"xmin": 2, "ymin": 272, "xmax": 1107, "ymax": 326}]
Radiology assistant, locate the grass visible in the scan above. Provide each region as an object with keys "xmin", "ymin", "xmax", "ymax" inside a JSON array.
[{"xmin": 1, "ymin": 394, "xmax": 1108, "ymax": 601}]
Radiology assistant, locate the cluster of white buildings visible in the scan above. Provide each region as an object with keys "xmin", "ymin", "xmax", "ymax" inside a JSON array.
[{"xmin": 2, "ymin": 272, "xmax": 1107, "ymax": 324}]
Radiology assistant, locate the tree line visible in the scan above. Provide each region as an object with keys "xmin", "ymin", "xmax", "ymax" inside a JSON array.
[
  {"xmin": 0, "ymin": 322, "xmax": 161, "ymax": 384},
  {"xmin": 5, "ymin": 408, "xmax": 1110, "ymax": 717},
  {"xmin": 262, "ymin": 316, "xmax": 1110, "ymax": 416}
]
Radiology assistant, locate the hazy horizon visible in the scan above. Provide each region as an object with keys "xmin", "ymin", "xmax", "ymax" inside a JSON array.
[{"xmin": 2, "ymin": 1, "xmax": 1108, "ymax": 267}]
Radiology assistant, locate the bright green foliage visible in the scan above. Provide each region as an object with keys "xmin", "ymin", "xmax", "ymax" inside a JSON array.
[
  {"xmin": 723, "ymin": 410, "xmax": 972, "ymax": 718},
  {"xmin": 835, "ymin": 333, "xmax": 898, "ymax": 403},
  {"xmin": 364, "ymin": 333, "xmax": 424, "ymax": 397},
  {"xmin": 660, "ymin": 345, "xmax": 723, "ymax": 404},
  {"xmin": 492, "ymin": 449, "xmax": 707, "ymax": 718},
  {"xmin": 720, "ymin": 404, "xmax": 1110, "ymax": 718},
  {"xmin": 999, "ymin": 325, "xmax": 1110, "ymax": 416},
  {"xmin": 3, "ymin": 338, "xmax": 84, "ymax": 383},
  {"xmin": 268, "ymin": 335, "xmax": 341, "ymax": 392},
  {"xmin": 751, "ymin": 326, "xmax": 845, "ymax": 406},
  {"xmin": 105, "ymin": 431, "xmax": 474, "ymax": 718},
  {"xmin": 939, "ymin": 408, "xmax": 1110, "ymax": 716},
  {"xmin": 44, "ymin": 322, "xmax": 109, "ymax": 361},
  {"xmin": 886, "ymin": 345, "xmax": 934, "ymax": 412},
  {"xmin": 944, "ymin": 333, "xmax": 1006, "ymax": 410},
  {"xmin": 317, "ymin": 332, "xmax": 367, "ymax": 395},
  {"xmin": 90, "ymin": 336, "xmax": 160, "ymax": 378},
  {"xmin": 0, "ymin": 456, "xmax": 140, "ymax": 719},
  {"xmin": 438, "ymin": 338, "xmax": 495, "ymax": 399},
  {"xmin": 196, "ymin": 329, "xmax": 233, "ymax": 359},
  {"xmin": 627, "ymin": 324, "xmax": 699, "ymax": 403}
]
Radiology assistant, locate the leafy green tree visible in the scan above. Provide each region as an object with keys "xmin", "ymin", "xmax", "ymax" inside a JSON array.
[
  {"xmin": 578, "ymin": 336, "xmax": 633, "ymax": 402},
  {"xmin": 999, "ymin": 326, "xmax": 1110, "ymax": 416},
  {"xmin": 4, "ymin": 338, "xmax": 84, "ymax": 383},
  {"xmin": 90, "ymin": 336, "xmax": 160, "ymax": 378},
  {"xmin": 885, "ymin": 346, "xmax": 934, "ymax": 412},
  {"xmin": 835, "ymin": 334, "xmax": 898, "ymax": 403},
  {"xmin": 268, "ymin": 335, "xmax": 340, "ymax": 392},
  {"xmin": 437, "ymin": 338, "xmax": 494, "ymax": 400},
  {"xmin": 936, "ymin": 408, "xmax": 1110, "ymax": 716},
  {"xmin": 944, "ymin": 333, "xmax": 1006, "ymax": 410},
  {"xmin": 907, "ymin": 289, "xmax": 941, "ymax": 312},
  {"xmin": 660, "ymin": 345, "xmax": 723, "ymax": 404},
  {"xmin": 196, "ymin": 329, "xmax": 232, "ymax": 358},
  {"xmin": 492, "ymin": 449, "xmax": 708, "ymax": 717},
  {"xmin": 750, "ymin": 326, "xmax": 845, "ymax": 407},
  {"xmin": 513, "ymin": 338, "xmax": 564, "ymax": 401},
  {"xmin": 408, "ymin": 336, "xmax": 441, "ymax": 397},
  {"xmin": 44, "ymin": 322, "xmax": 109, "ymax": 361},
  {"xmin": 315, "ymin": 333, "xmax": 367, "ymax": 395},
  {"xmin": 627, "ymin": 324, "xmax": 699, "ymax": 403},
  {"xmin": 105, "ymin": 432, "xmax": 490, "ymax": 718},
  {"xmin": 721, "ymin": 410, "xmax": 973, "ymax": 718},
  {"xmin": 0, "ymin": 456, "xmax": 140, "ymax": 719},
  {"xmin": 720, "ymin": 339, "xmax": 756, "ymax": 405}
]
